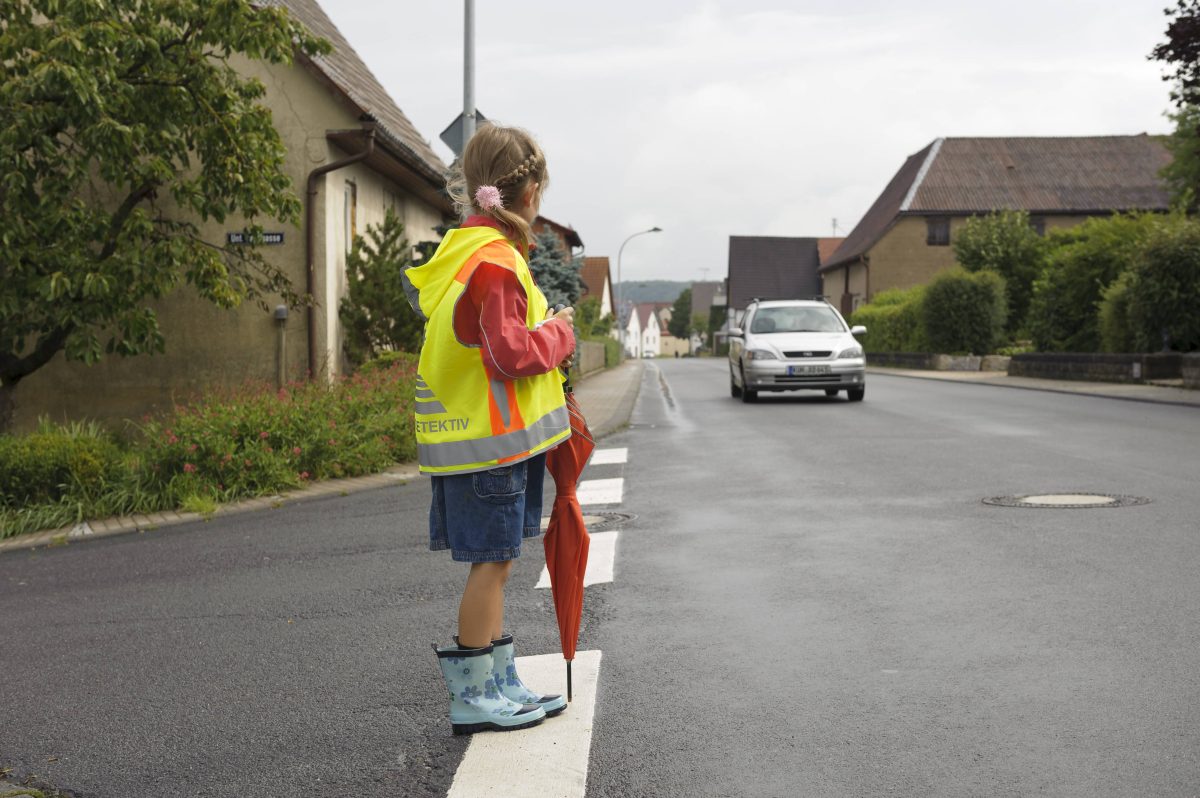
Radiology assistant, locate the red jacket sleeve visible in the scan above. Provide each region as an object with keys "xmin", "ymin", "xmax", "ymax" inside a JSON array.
[{"xmin": 454, "ymin": 261, "xmax": 575, "ymax": 379}]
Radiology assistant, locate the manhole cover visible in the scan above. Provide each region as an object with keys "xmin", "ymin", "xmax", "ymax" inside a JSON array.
[
  {"xmin": 982, "ymin": 493, "xmax": 1151, "ymax": 509},
  {"xmin": 540, "ymin": 511, "xmax": 637, "ymax": 531}
]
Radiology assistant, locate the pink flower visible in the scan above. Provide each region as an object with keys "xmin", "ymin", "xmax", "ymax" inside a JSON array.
[
  {"xmin": 474, "ymin": 185, "xmax": 503, "ymax": 210},
  {"xmin": 292, "ymin": 447, "xmax": 301, "ymax": 456},
  {"xmin": 259, "ymin": 431, "xmax": 269, "ymax": 439},
  {"xmin": 183, "ymin": 463, "xmax": 196, "ymax": 473},
  {"xmin": 299, "ymin": 471, "xmax": 310, "ymax": 480},
  {"xmin": 188, "ymin": 444, "xmax": 198, "ymax": 452}
]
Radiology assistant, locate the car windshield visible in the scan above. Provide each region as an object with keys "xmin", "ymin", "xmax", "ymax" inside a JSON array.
[{"xmin": 749, "ymin": 306, "xmax": 844, "ymax": 334}]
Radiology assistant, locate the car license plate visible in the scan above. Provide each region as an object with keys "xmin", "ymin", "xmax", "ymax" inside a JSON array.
[{"xmin": 788, "ymin": 364, "xmax": 831, "ymax": 376}]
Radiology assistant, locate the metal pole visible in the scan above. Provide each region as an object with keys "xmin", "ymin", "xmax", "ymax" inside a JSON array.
[
  {"xmin": 616, "ymin": 227, "xmax": 661, "ymax": 357},
  {"xmin": 463, "ymin": 0, "xmax": 476, "ymax": 146}
]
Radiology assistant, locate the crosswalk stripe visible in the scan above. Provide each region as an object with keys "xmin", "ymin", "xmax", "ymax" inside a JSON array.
[
  {"xmin": 577, "ymin": 477, "xmax": 623, "ymax": 506},
  {"xmin": 446, "ymin": 650, "xmax": 603, "ymax": 798},
  {"xmin": 590, "ymin": 447, "xmax": 628, "ymax": 465},
  {"xmin": 535, "ymin": 530, "xmax": 619, "ymax": 589}
]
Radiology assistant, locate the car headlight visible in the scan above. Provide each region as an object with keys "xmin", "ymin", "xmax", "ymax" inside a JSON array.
[
  {"xmin": 837, "ymin": 345, "xmax": 864, "ymax": 359},
  {"xmin": 745, "ymin": 348, "xmax": 778, "ymax": 360}
]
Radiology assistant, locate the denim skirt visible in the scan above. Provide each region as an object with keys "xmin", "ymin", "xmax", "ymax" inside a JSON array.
[{"xmin": 428, "ymin": 452, "xmax": 547, "ymax": 563}]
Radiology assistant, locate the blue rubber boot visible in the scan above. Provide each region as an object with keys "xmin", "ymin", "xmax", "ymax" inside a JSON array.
[
  {"xmin": 490, "ymin": 634, "xmax": 567, "ymax": 717},
  {"xmin": 434, "ymin": 643, "xmax": 546, "ymax": 735}
]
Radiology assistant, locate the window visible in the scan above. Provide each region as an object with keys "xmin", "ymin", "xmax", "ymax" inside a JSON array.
[
  {"xmin": 1029, "ymin": 215, "xmax": 1046, "ymax": 236},
  {"xmin": 926, "ymin": 217, "xmax": 950, "ymax": 246},
  {"xmin": 344, "ymin": 181, "xmax": 357, "ymax": 253}
]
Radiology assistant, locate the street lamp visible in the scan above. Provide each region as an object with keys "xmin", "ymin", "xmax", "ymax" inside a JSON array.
[{"xmin": 616, "ymin": 226, "xmax": 662, "ymax": 355}]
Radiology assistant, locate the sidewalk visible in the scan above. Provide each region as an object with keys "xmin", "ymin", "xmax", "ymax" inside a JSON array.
[
  {"xmin": 868, "ymin": 366, "xmax": 1200, "ymax": 408},
  {"xmin": 0, "ymin": 360, "xmax": 646, "ymax": 555}
]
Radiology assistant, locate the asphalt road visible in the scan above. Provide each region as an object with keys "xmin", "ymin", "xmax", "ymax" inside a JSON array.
[
  {"xmin": 587, "ymin": 360, "xmax": 1200, "ymax": 798},
  {"xmin": 3, "ymin": 359, "xmax": 1199, "ymax": 797}
]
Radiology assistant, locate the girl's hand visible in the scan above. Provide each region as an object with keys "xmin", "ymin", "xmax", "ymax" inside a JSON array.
[
  {"xmin": 547, "ymin": 305, "xmax": 575, "ymax": 326},
  {"xmin": 558, "ymin": 353, "xmax": 574, "ymax": 371}
]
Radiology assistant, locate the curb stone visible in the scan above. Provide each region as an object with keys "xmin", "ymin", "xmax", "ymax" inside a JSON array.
[{"xmin": 0, "ymin": 465, "xmax": 420, "ymax": 556}]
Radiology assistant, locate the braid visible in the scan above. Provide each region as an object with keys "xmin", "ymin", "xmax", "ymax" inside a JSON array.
[{"xmin": 495, "ymin": 151, "xmax": 543, "ymax": 187}]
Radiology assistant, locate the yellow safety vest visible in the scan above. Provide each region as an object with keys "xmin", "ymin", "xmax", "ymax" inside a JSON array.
[{"xmin": 403, "ymin": 226, "xmax": 570, "ymax": 475}]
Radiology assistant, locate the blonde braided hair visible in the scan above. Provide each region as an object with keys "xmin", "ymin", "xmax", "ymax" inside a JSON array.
[
  {"xmin": 446, "ymin": 123, "xmax": 549, "ymax": 250},
  {"xmin": 495, "ymin": 152, "xmax": 544, "ymax": 187}
]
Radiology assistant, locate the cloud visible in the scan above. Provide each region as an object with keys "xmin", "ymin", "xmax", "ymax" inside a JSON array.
[{"xmin": 323, "ymin": 1, "xmax": 1174, "ymax": 282}]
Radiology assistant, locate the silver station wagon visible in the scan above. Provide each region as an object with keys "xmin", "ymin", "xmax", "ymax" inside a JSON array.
[{"xmin": 728, "ymin": 298, "xmax": 867, "ymax": 402}]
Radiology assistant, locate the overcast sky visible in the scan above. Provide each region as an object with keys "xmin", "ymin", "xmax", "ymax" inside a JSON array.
[{"xmin": 321, "ymin": 1, "xmax": 1174, "ymax": 285}]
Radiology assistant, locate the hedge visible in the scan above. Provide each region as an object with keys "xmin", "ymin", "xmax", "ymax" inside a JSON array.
[
  {"xmin": 920, "ymin": 269, "xmax": 1007, "ymax": 355},
  {"xmin": 848, "ymin": 286, "xmax": 929, "ymax": 353}
]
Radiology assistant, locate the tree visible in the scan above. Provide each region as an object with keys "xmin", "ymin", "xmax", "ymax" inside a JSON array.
[
  {"xmin": 576, "ymin": 297, "xmax": 614, "ymax": 338},
  {"xmin": 528, "ymin": 230, "xmax": 583, "ymax": 308},
  {"xmin": 1151, "ymin": 1, "xmax": 1200, "ymax": 207},
  {"xmin": 1125, "ymin": 220, "xmax": 1200, "ymax": 352},
  {"xmin": 1027, "ymin": 213, "xmax": 1162, "ymax": 352},
  {"xmin": 0, "ymin": 1, "xmax": 327, "ymax": 432},
  {"xmin": 339, "ymin": 208, "xmax": 424, "ymax": 367},
  {"xmin": 952, "ymin": 210, "xmax": 1046, "ymax": 336},
  {"xmin": 668, "ymin": 288, "xmax": 692, "ymax": 338}
]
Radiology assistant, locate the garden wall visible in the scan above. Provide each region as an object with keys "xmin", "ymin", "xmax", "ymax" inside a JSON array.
[
  {"xmin": 1183, "ymin": 354, "xmax": 1200, "ymax": 389},
  {"xmin": 1008, "ymin": 353, "xmax": 1182, "ymax": 383}
]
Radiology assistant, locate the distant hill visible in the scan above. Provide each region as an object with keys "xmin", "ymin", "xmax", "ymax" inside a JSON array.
[{"xmin": 615, "ymin": 280, "xmax": 691, "ymax": 304}]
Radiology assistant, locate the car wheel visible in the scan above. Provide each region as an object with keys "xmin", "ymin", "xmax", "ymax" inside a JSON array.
[
  {"xmin": 847, "ymin": 386, "xmax": 865, "ymax": 402},
  {"xmin": 824, "ymin": 389, "xmax": 839, "ymax": 397},
  {"xmin": 740, "ymin": 366, "xmax": 757, "ymax": 403},
  {"xmin": 730, "ymin": 368, "xmax": 742, "ymax": 398}
]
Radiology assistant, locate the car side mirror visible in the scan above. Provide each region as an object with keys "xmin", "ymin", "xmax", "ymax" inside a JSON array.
[
  {"xmin": 850, "ymin": 325, "xmax": 867, "ymax": 336},
  {"xmin": 728, "ymin": 328, "xmax": 744, "ymax": 338}
]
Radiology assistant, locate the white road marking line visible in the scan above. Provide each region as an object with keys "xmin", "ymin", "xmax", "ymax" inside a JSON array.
[
  {"xmin": 535, "ymin": 531, "xmax": 619, "ymax": 589},
  {"xmin": 589, "ymin": 447, "xmax": 627, "ymax": 465},
  {"xmin": 446, "ymin": 650, "xmax": 603, "ymax": 798},
  {"xmin": 577, "ymin": 477, "xmax": 623, "ymax": 506}
]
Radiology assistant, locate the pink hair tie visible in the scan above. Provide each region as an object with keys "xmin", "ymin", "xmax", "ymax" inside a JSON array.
[{"xmin": 474, "ymin": 185, "xmax": 503, "ymax": 211}]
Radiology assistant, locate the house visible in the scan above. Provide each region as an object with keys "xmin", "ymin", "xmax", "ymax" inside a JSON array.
[
  {"xmin": 532, "ymin": 215, "xmax": 584, "ymax": 257},
  {"xmin": 725, "ymin": 236, "xmax": 824, "ymax": 328},
  {"xmin": 15, "ymin": 0, "xmax": 455, "ymax": 430},
  {"xmin": 622, "ymin": 304, "xmax": 643, "ymax": 358},
  {"xmin": 635, "ymin": 303, "xmax": 664, "ymax": 358},
  {"xmin": 818, "ymin": 135, "xmax": 1172, "ymax": 316},
  {"xmin": 579, "ymin": 257, "xmax": 615, "ymax": 321},
  {"xmin": 654, "ymin": 306, "xmax": 690, "ymax": 358}
]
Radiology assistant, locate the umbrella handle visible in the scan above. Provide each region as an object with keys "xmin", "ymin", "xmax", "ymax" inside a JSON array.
[{"xmin": 567, "ymin": 660, "xmax": 573, "ymax": 703}]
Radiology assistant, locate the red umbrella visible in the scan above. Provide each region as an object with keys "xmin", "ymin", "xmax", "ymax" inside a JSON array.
[{"xmin": 543, "ymin": 386, "xmax": 595, "ymax": 701}]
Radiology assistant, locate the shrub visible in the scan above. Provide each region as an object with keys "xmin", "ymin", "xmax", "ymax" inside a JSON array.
[
  {"xmin": 339, "ymin": 208, "xmax": 424, "ymax": 367},
  {"xmin": 1125, "ymin": 221, "xmax": 1200, "ymax": 352},
  {"xmin": 602, "ymin": 337, "xmax": 622, "ymax": 368},
  {"xmin": 0, "ymin": 420, "xmax": 123, "ymax": 508},
  {"xmin": 921, "ymin": 269, "xmax": 1007, "ymax": 354},
  {"xmin": 1028, "ymin": 213, "xmax": 1162, "ymax": 352},
  {"xmin": 130, "ymin": 354, "xmax": 418, "ymax": 506},
  {"xmin": 0, "ymin": 355, "xmax": 419, "ymax": 539},
  {"xmin": 850, "ymin": 286, "xmax": 929, "ymax": 353},
  {"xmin": 953, "ymin": 210, "xmax": 1046, "ymax": 334},
  {"xmin": 1098, "ymin": 271, "xmax": 1137, "ymax": 353}
]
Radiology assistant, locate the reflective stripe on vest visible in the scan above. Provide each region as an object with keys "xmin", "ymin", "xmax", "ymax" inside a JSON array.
[{"xmin": 417, "ymin": 405, "xmax": 570, "ymax": 470}]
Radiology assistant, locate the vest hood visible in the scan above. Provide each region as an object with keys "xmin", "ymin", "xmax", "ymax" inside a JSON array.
[{"xmin": 402, "ymin": 227, "xmax": 507, "ymax": 322}]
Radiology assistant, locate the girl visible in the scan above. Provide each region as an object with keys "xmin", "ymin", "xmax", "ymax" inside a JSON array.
[{"xmin": 403, "ymin": 123, "xmax": 576, "ymax": 735}]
